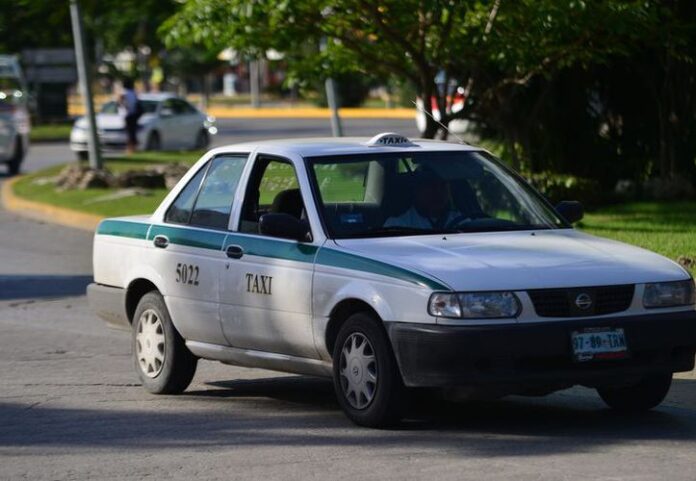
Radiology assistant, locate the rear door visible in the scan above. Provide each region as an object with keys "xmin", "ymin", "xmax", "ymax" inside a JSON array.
[
  {"xmin": 218, "ymin": 154, "xmax": 320, "ymax": 358},
  {"xmin": 147, "ymin": 153, "xmax": 248, "ymax": 345}
]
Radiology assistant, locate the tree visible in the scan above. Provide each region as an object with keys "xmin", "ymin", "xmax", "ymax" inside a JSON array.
[{"xmin": 162, "ymin": 0, "xmax": 654, "ymax": 139}]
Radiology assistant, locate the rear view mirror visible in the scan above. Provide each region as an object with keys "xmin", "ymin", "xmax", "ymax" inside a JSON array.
[
  {"xmin": 259, "ymin": 213, "xmax": 310, "ymax": 241},
  {"xmin": 160, "ymin": 107, "xmax": 174, "ymax": 117},
  {"xmin": 555, "ymin": 201, "xmax": 584, "ymax": 224}
]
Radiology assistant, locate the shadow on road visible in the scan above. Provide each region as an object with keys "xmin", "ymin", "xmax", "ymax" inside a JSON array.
[
  {"xmin": 0, "ymin": 274, "xmax": 92, "ymax": 300},
  {"xmin": 2, "ymin": 376, "xmax": 695, "ymax": 455}
]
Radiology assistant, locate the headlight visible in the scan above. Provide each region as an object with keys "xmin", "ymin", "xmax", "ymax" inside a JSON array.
[
  {"xmin": 643, "ymin": 280, "xmax": 695, "ymax": 308},
  {"xmin": 428, "ymin": 293, "xmax": 461, "ymax": 318},
  {"xmin": 428, "ymin": 291, "xmax": 520, "ymax": 319}
]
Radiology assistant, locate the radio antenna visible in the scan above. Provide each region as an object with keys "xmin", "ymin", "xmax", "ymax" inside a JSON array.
[{"xmin": 412, "ymin": 99, "xmax": 467, "ymax": 144}]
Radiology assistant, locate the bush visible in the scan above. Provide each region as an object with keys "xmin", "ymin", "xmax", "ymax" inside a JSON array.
[{"xmin": 525, "ymin": 172, "xmax": 607, "ymax": 209}]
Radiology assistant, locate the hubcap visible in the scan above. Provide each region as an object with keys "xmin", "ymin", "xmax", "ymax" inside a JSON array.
[
  {"xmin": 339, "ymin": 333, "xmax": 377, "ymax": 410},
  {"xmin": 135, "ymin": 309, "xmax": 165, "ymax": 378}
]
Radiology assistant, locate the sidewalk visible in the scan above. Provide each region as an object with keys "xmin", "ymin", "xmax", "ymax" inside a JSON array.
[{"xmin": 69, "ymin": 103, "xmax": 415, "ymax": 119}]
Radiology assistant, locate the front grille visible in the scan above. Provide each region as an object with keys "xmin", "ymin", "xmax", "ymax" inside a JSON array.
[{"xmin": 528, "ymin": 284, "xmax": 635, "ymax": 317}]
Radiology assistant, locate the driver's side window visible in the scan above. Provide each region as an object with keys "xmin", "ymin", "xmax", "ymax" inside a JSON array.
[{"xmin": 239, "ymin": 156, "xmax": 307, "ymax": 236}]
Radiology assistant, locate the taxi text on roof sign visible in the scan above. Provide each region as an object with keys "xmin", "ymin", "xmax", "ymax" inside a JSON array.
[{"xmin": 366, "ymin": 132, "xmax": 415, "ymax": 147}]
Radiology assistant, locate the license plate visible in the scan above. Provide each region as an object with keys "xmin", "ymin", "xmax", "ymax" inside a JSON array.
[{"xmin": 571, "ymin": 328, "xmax": 628, "ymax": 362}]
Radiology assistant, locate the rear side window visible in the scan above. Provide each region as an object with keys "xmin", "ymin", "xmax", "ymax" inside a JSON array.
[
  {"xmin": 190, "ymin": 155, "xmax": 247, "ymax": 229},
  {"xmin": 165, "ymin": 166, "xmax": 206, "ymax": 224},
  {"xmin": 164, "ymin": 154, "xmax": 248, "ymax": 229}
]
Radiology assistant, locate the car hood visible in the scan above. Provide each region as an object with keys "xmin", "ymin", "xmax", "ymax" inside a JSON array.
[
  {"xmin": 74, "ymin": 113, "xmax": 156, "ymax": 130},
  {"xmin": 332, "ymin": 229, "xmax": 689, "ymax": 291}
]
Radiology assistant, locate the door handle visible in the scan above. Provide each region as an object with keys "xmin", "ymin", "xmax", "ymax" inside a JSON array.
[
  {"xmin": 153, "ymin": 235, "xmax": 169, "ymax": 249},
  {"xmin": 226, "ymin": 245, "xmax": 244, "ymax": 259}
]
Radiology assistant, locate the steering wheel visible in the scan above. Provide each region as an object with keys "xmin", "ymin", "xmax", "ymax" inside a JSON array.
[{"xmin": 445, "ymin": 212, "xmax": 489, "ymax": 229}]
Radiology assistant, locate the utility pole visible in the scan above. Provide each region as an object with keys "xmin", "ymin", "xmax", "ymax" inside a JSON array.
[
  {"xmin": 324, "ymin": 77, "xmax": 343, "ymax": 137},
  {"xmin": 320, "ymin": 37, "xmax": 343, "ymax": 137},
  {"xmin": 249, "ymin": 59, "xmax": 261, "ymax": 108},
  {"xmin": 69, "ymin": 0, "xmax": 102, "ymax": 169}
]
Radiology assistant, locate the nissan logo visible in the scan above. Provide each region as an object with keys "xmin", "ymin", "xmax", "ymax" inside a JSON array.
[{"xmin": 575, "ymin": 293, "xmax": 593, "ymax": 310}]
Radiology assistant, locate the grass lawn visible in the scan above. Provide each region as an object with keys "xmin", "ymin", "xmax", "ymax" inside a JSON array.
[
  {"xmin": 30, "ymin": 123, "xmax": 73, "ymax": 143},
  {"xmin": 581, "ymin": 202, "xmax": 696, "ymax": 274},
  {"xmin": 12, "ymin": 151, "xmax": 203, "ymax": 218},
  {"xmin": 11, "ymin": 155, "xmax": 696, "ymax": 274}
]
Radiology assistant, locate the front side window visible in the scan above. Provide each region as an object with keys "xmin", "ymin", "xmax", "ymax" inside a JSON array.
[
  {"xmin": 165, "ymin": 154, "xmax": 248, "ymax": 229},
  {"xmin": 239, "ymin": 157, "xmax": 305, "ymax": 235},
  {"xmin": 308, "ymin": 151, "xmax": 568, "ymax": 239}
]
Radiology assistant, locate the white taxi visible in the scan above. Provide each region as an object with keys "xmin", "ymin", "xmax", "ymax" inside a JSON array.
[{"xmin": 88, "ymin": 133, "xmax": 696, "ymax": 427}]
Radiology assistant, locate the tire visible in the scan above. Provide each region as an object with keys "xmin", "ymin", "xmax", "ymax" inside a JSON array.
[
  {"xmin": 332, "ymin": 312, "xmax": 404, "ymax": 428},
  {"xmin": 194, "ymin": 129, "xmax": 209, "ymax": 150},
  {"xmin": 76, "ymin": 151, "xmax": 89, "ymax": 161},
  {"xmin": 597, "ymin": 373, "xmax": 672, "ymax": 412},
  {"xmin": 132, "ymin": 291, "xmax": 197, "ymax": 394},
  {"xmin": 145, "ymin": 131, "xmax": 161, "ymax": 151},
  {"xmin": 7, "ymin": 137, "xmax": 23, "ymax": 176}
]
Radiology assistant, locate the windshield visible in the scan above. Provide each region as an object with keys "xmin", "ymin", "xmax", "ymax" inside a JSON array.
[
  {"xmin": 307, "ymin": 151, "xmax": 568, "ymax": 239},
  {"xmin": 100, "ymin": 100, "xmax": 158, "ymax": 114}
]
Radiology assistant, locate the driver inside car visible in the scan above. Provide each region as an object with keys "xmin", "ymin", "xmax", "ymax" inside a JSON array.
[{"xmin": 384, "ymin": 168, "xmax": 465, "ymax": 230}]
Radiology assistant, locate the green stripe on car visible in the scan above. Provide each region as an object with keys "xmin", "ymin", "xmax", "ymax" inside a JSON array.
[
  {"xmin": 224, "ymin": 234, "xmax": 319, "ymax": 263},
  {"xmin": 148, "ymin": 225, "xmax": 226, "ymax": 251},
  {"xmin": 98, "ymin": 220, "xmax": 447, "ymax": 290},
  {"xmin": 97, "ymin": 220, "xmax": 150, "ymax": 239},
  {"xmin": 315, "ymin": 248, "xmax": 448, "ymax": 290}
]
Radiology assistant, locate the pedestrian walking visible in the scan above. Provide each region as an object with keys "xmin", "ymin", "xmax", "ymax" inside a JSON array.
[{"xmin": 120, "ymin": 78, "xmax": 141, "ymax": 154}]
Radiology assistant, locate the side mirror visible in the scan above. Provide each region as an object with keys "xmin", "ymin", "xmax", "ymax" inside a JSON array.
[
  {"xmin": 160, "ymin": 107, "xmax": 174, "ymax": 117},
  {"xmin": 555, "ymin": 201, "xmax": 584, "ymax": 224},
  {"xmin": 259, "ymin": 213, "xmax": 310, "ymax": 241}
]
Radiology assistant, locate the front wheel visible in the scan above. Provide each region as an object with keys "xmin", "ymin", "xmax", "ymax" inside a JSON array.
[
  {"xmin": 332, "ymin": 312, "xmax": 404, "ymax": 428},
  {"xmin": 132, "ymin": 291, "xmax": 197, "ymax": 394},
  {"xmin": 597, "ymin": 373, "xmax": 672, "ymax": 412},
  {"xmin": 194, "ymin": 129, "xmax": 209, "ymax": 149},
  {"xmin": 145, "ymin": 131, "xmax": 161, "ymax": 151}
]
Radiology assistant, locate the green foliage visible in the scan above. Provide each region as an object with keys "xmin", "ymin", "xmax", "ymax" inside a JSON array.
[{"xmin": 29, "ymin": 123, "xmax": 72, "ymax": 143}]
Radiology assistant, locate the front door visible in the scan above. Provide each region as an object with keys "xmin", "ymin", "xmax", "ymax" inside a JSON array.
[{"xmin": 219, "ymin": 155, "xmax": 319, "ymax": 358}]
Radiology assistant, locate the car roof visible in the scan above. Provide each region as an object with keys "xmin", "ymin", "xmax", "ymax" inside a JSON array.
[
  {"xmin": 210, "ymin": 136, "xmax": 484, "ymax": 158},
  {"xmin": 138, "ymin": 93, "xmax": 180, "ymax": 102}
]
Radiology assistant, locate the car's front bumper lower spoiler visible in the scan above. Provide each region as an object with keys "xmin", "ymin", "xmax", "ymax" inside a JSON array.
[{"xmin": 386, "ymin": 311, "xmax": 696, "ymax": 389}]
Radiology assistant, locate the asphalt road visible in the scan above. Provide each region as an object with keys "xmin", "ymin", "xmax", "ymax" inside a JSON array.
[
  {"xmin": 2, "ymin": 119, "xmax": 696, "ymax": 480},
  {"xmin": 10, "ymin": 117, "xmax": 421, "ymax": 174}
]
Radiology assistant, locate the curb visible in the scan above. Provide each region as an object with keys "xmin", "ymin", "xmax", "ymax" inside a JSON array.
[
  {"xmin": 69, "ymin": 105, "xmax": 416, "ymax": 120},
  {"xmin": 1, "ymin": 177, "xmax": 103, "ymax": 232}
]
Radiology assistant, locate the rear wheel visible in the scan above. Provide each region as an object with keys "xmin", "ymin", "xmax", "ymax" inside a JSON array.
[
  {"xmin": 76, "ymin": 150, "xmax": 88, "ymax": 161},
  {"xmin": 7, "ymin": 137, "xmax": 23, "ymax": 175},
  {"xmin": 332, "ymin": 312, "xmax": 404, "ymax": 428},
  {"xmin": 132, "ymin": 291, "xmax": 197, "ymax": 394},
  {"xmin": 597, "ymin": 373, "xmax": 672, "ymax": 412}
]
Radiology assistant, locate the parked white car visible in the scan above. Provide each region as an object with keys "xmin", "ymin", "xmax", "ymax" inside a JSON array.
[
  {"xmin": 88, "ymin": 133, "xmax": 696, "ymax": 427},
  {"xmin": 0, "ymin": 55, "xmax": 30, "ymax": 175},
  {"xmin": 70, "ymin": 93, "xmax": 216, "ymax": 160}
]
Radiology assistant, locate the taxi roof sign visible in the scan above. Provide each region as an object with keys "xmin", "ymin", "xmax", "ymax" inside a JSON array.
[{"xmin": 366, "ymin": 132, "xmax": 416, "ymax": 147}]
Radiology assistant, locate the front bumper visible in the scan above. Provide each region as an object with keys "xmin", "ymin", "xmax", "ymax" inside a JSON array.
[{"xmin": 387, "ymin": 311, "xmax": 696, "ymax": 389}]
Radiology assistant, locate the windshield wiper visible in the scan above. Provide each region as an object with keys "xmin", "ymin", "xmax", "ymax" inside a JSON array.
[
  {"xmin": 343, "ymin": 226, "xmax": 453, "ymax": 239},
  {"xmin": 453, "ymin": 223, "xmax": 553, "ymax": 233}
]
